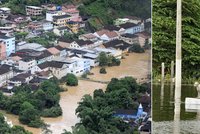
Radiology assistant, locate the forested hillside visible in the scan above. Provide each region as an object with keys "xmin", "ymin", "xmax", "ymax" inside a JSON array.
[
  {"xmin": 79, "ymin": 0, "xmax": 151, "ymax": 29},
  {"xmin": 153, "ymin": 0, "xmax": 200, "ymax": 80}
]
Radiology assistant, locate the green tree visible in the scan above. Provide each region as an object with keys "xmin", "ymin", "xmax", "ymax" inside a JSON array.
[
  {"xmin": 65, "ymin": 73, "xmax": 78, "ymax": 86},
  {"xmin": 153, "ymin": 0, "xmax": 200, "ymax": 78},
  {"xmin": 99, "ymin": 67, "xmax": 107, "ymax": 74},
  {"xmin": 129, "ymin": 44, "xmax": 145, "ymax": 53},
  {"xmin": 74, "ymin": 77, "xmax": 145, "ymax": 134},
  {"xmin": 0, "ymin": 113, "xmax": 32, "ymax": 134},
  {"xmin": 19, "ymin": 102, "xmax": 43, "ymax": 128},
  {"xmin": 98, "ymin": 52, "xmax": 108, "ymax": 66}
]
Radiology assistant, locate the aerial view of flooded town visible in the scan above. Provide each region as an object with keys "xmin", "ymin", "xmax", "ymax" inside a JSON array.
[{"xmin": 0, "ymin": 0, "xmax": 151, "ymax": 134}]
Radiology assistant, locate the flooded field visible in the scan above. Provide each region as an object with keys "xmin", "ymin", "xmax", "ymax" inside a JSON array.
[
  {"xmin": 153, "ymin": 84, "xmax": 200, "ymax": 134},
  {"xmin": 88, "ymin": 51, "xmax": 151, "ymax": 82},
  {"xmin": 1, "ymin": 51, "xmax": 151, "ymax": 134}
]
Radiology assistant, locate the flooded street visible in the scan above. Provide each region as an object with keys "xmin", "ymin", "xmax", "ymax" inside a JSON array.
[
  {"xmin": 88, "ymin": 51, "xmax": 151, "ymax": 81},
  {"xmin": 43, "ymin": 81, "xmax": 107, "ymax": 134},
  {"xmin": 1, "ymin": 51, "xmax": 150, "ymax": 134}
]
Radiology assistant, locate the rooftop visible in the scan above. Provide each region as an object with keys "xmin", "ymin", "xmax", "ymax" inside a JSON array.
[
  {"xmin": 104, "ymin": 25, "xmax": 121, "ymax": 31},
  {"xmin": 58, "ymin": 38, "xmax": 74, "ymax": 43},
  {"xmin": 136, "ymin": 32, "xmax": 151, "ymax": 39},
  {"xmin": 121, "ymin": 33, "xmax": 138, "ymax": 38},
  {"xmin": 104, "ymin": 39, "xmax": 130, "ymax": 51},
  {"xmin": 53, "ymin": 14, "xmax": 71, "ymax": 19},
  {"xmin": 75, "ymin": 40, "xmax": 93, "ymax": 46},
  {"xmin": 0, "ymin": 35, "xmax": 14, "ymax": 39},
  {"xmin": 119, "ymin": 22, "xmax": 138, "ymax": 29},
  {"xmin": 55, "ymin": 45, "xmax": 66, "ymax": 51},
  {"xmin": 115, "ymin": 109, "xmax": 137, "ymax": 115},
  {"xmin": 38, "ymin": 61, "xmax": 66, "ymax": 69},
  {"xmin": 57, "ymin": 26, "xmax": 70, "ymax": 30},
  {"xmin": 26, "ymin": 6, "xmax": 42, "ymax": 9},
  {"xmin": 0, "ymin": 64, "xmax": 12, "ymax": 75},
  {"xmin": 83, "ymin": 53, "xmax": 98, "ymax": 59},
  {"xmin": 47, "ymin": 47, "xmax": 60, "ymax": 55},
  {"xmin": 95, "ymin": 29, "xmax": 110, "ymax": 36},
  {"xmin": 0, "ymin": 7, "xmax": 11, "ymax": 11},
  {"xmin": 80, "ymin": 33, "xmax": 97, "ymax": 39},
  {"xmin": 10, "ymin": 73, "xmax": 32, "ymax": 82}
]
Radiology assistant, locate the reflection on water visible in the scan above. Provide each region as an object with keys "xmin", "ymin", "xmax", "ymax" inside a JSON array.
[
  {"xmin": 0, "ymin": 52, "xmax": 151, "ymax": 134},
  {"xmin": 173, "ymin": 97, "xmax": 181, "ymax": 134},
  {"xmin": 153, "ymin": 84, "xmax": 199, "ymax": 133}
]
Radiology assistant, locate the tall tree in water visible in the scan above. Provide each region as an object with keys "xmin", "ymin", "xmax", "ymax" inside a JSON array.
[{"xmin": 153, "ymin": 0, "xmax": 200, "ymax": 79}]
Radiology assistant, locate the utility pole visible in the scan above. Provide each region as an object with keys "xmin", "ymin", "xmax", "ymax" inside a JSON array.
[{"xmin": 175, "ymin": 0, "xmax": 182, "ymax": 104}]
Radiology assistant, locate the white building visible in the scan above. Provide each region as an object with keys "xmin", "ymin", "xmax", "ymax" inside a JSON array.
[
  {"xmin": 26, "ymin": 6, "xmax": 42, "ymax": 16},
  {"xmin": 46, "ymin": 11, "xmax": 66, "ymax": 22},
  {"xmin": 0, "ymin": 64, "xmax": 14, "ymax": 87},
  {"xmin": 94, "ymin": 47, "xmax": 122, "ymax": 59},
  {"xmin": 8, "ymin": 73, "xmax": 33, "ymax": 87},
  {"xmin": 0, "ymin": 35, "xmax": 15, "ymax": 56},
  {"xmin": 42, "ymin": 20, "xmax": 53, "ymax": 31},
  {"xmin": 82, "ymin": 53, "xmax": 99, "ymax": 67},
  {"xmin": 0, "ymin": 27, "xmax": 13, "ymax": 35},
  {"xmin": 0, "ymin": 7, "xmax": 11, "ymax": 14},
  {"xmin": 18, "ymin": 58, "xmax": 37, "ymax": 72}
]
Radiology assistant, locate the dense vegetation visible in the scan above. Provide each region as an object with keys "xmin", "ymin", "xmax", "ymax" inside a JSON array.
[
  {"xmin": 63, "ymin": 77, "xmax": 149, "ymax": 134},
  {"xmin": 129, "ymin": 43, "xmax": 145, "ymax": 53},
  {"xmin": 0, "ymin": 113, "xmax": 32, "ymax": 134},
  {"xmin": 98, "ymin": 52, "xmax": 121, "ymax": 67},
  {"xmin": 0, "ymin": 78, "xmax": 63, "ymax": 127},
  {"xmin": 26, "ymin": 32, "xmax": 58, "ymax": 47},
  {"xmin": 79, "ymin": 0, "xmax": 151, "ymax": 30},
  {"xmin": 61, "ymin": 73, "xmax": 78, "ymax": 86},
  {"xmin": 153, "ymin": 0, "xmax": 200, "ymax": 80}
]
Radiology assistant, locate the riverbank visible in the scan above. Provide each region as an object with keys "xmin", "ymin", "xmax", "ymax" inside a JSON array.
[{"xmin": 1, "ymin": 51, "xmax": 151, "ymax": 134}]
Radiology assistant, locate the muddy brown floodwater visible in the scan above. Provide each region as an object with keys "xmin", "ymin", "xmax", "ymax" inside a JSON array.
[
  {"xmin": 88, "ymin": 51, "xmax": 151, "ymax": 81},
  {"xmin": 1, "ymin": 51, "xmax": 151, "ymax": 134}
]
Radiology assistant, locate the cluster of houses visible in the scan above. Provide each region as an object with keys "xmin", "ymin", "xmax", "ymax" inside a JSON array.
[
  {"xmin": 0, "ymin": 3, "xmax": 151, "ymax": 92},
  {"xmin": 0, "ymin": 4, "xmax": 84, "ymax": 36}
]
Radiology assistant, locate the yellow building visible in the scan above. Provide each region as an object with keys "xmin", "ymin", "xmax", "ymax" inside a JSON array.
[
  {"xmin": 53, "ymin": 14, "xmax": 72, "ymax": 27},
  {"xmin": 66, "ymin": 21, "xmax": 79, "ymax": 33}
]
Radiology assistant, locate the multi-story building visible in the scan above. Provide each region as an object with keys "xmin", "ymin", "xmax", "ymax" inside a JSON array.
[
  {"xmin": 0, "ymin": 27, "xmax": 14, "ymax": 35},
  {"xmin": 53, "ymin": 14, "xmax": 72, "ymax": 27},
  {"xmin": 46, "ymin": 11, "xmax": 66, "ymax": 22},
  {"xmin": 0, "ymin": 64, "xmax": 14, "ymax": 87},
  {"xmin": 37, "ymin": 61, "xmax": 69, "ymax": 79},
  {"xmin": 66, "ymin": 21, "xmax": 79, "ymax": 33},
  {"xmin": 119, "ymin": 22, "xmax": 144, "ymax": 34},
  {"xmin": 0, "ymin": 35, "xmax": 15, "ymax": 56},
  {"xmin": 18, "ymin": 58, "xmax": 37, "ymax": 71},
  {"xmin": 0, "ymin": 10, "xmax": 9, "ymax": 19},
  {"xmin": 26, "ymin": 6, "xmax": 42, "ymax": 16},
  {"xmin": 42, "ymin": 20, "xmax": 53, "ymax": 31},
  {"xmin": 0, "ymin": 41, "xmax": 6, "ymax": 59},
  {"xmin": 8, "ymin": 73, "xmax": 33, "ymax": 87}
]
